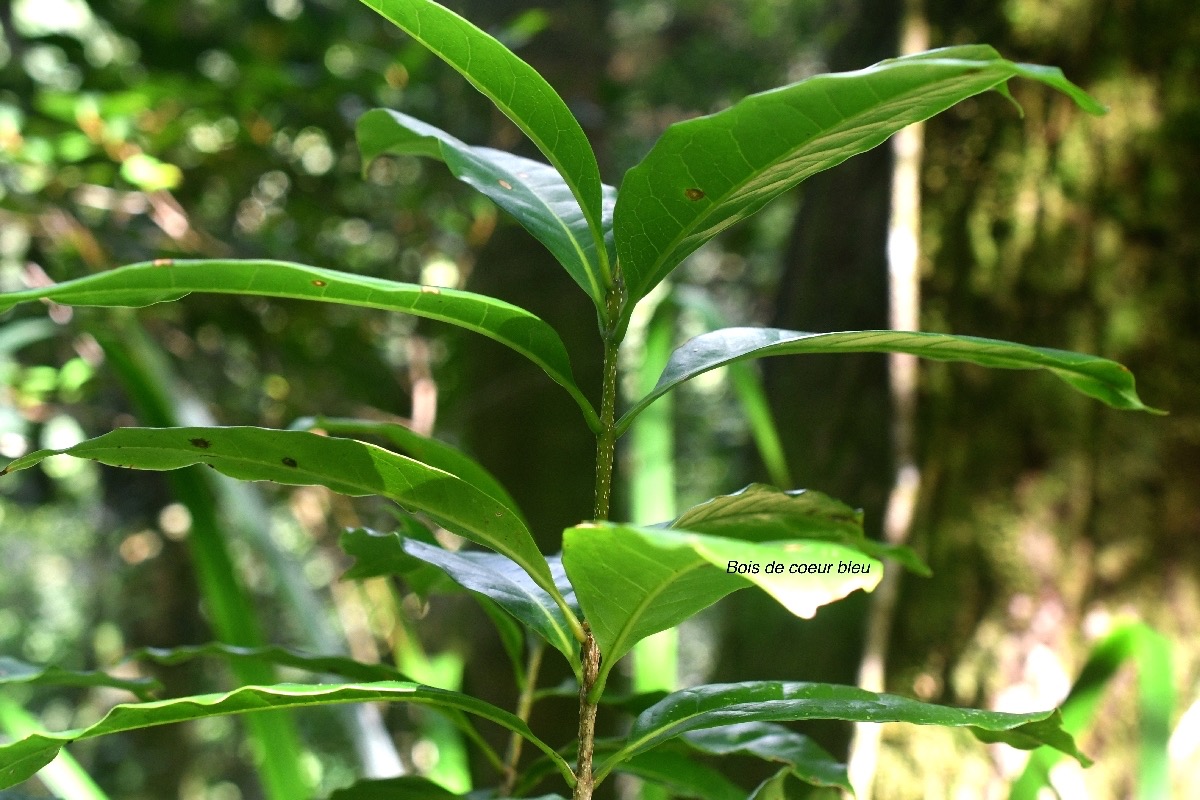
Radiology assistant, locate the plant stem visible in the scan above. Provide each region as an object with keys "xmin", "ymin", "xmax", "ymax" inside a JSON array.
[
  {"xmin": 501, "ymin": 641, "xmax": 545, "ymax": 796},
  {"xmin": 574, "ymin": 622, "xmax": 601, "ymax": 800},
  {"xmin": 592, "ymin": 336, "xmax": 620, "ymax": 521},
  {"xmin": 578, "ymin": 287, "xmax": 624, "ymax": 800}
]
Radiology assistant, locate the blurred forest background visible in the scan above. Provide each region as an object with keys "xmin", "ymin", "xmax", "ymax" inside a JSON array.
[{"xmin": 1, "ymin": 0, "xmax": 1197, "ymax": 798}]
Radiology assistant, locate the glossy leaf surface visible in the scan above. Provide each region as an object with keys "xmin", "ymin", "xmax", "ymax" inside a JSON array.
[
  {"xmin": 129, "ymin": 643, "xmax": 415, "ymax": 684},
  {"xmin": 619, "ymin": 750, "xmax": 744, "ymax": 800},
  {"xmin": 599, "ymin": 680, "xmax": 1090, "ymax": 779},
  {"xmin": 562, "ymin": 524, "xmax": 880, "ymax": 696},
  {"xmin": 682, "ymin": 722, "xmax": 850, "ymax": 792},
  {"xmin": 295, "ymin": 416, "xmax": 523, "ymax": 520},
  {"xmin": 357, "ymin": 0, "xmax": 608, "ymax": 287},
  {"xmin": 0, "ymin": 427, "xmax": 561, "ymax": 606},
  {"xmin": 672, "ymin": 484, "xmax": 929, "ymax": 576},
  {"xmin": 401, "ymin": 538, "xmax": 584, "ymax": 669},
  {"xmin": 619, "ymin": 327, "xmax": 1158, "ymax": 432},
  {"xmin": 358, "ymin": 109, "xmax": 614, "ymax": 307},
  {"xmin": 0, "ymin": 682, "xmax": 573, "ymax": 789},
  {"xmin": 340, "ymin": 525, "xmax": 453, "ymax": 595},
  {"xmin": 0, "ymin": 259, "xmax": 598, "ymax": 430},
  {"xmin": 614, "ymin": 46, "xmax": 1105, "ymax": 312},
  {"xmin": 328, "ymin": 776, "xmax": 569, "ymax": 800},
  {"xmin": 747, "ymin": 767, "xmax": 835, "ymax": 800}
]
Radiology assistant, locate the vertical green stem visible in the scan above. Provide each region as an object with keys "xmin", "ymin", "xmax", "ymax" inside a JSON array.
[
  {"xmin": 577, "ymin": 288, "xmax": 624, "ymax": 800},
  {"xmin": 592, "ymin": 337, "xmax": 620, "ymax": 521}
]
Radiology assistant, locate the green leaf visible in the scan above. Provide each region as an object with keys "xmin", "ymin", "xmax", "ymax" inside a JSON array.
[
  {"xmin": 672, "ymin": 484, "xmax": 930, "ymax": 577},
  {"xmin": 0, "ymin": 656, "xmax": 159, "ymax": 699},
  {"xmin": 328, "ymin": 776, "xmax": 460, "ymax": 800},
  {"xmin": 682, "ymin": 722, "xmax": 850, "ymax": 793},
  {"xmin": 400, "ymin": 538, "xmax": 584, "ymax": 672},
  {"xmin": 748, "ymin": 767, "xmax": 839, "ymax": 800},
  {"xmin": 597, "ymin": 681, "xmax": 1091, "ymax": 781},
  {"xmin": 358, "ymin": 109, "xmax": 615, "ymax": 308},
  {"xmin": 340, "ymin": 525, "xmax": 453, "ymax": 594},
  {"xmin": 619, "ymin": 749, "xmax": 745, "ymax": 800},
  {"xmin": 294, "ymin": 416, "xmax": 524, "ymax": 521},
  {"xmin": 127, "ymin": 643, "xmax": 415, "ymax": 684},
  {"xmin": 0, "ymin": 259, "xmax": 599, "ymax": 431},
  {"xmin": 562, "ymin": 524, "xmax": 881, "ymax": 698},
  {"xmin": 0, "ymin": 427, "xmax": 565, "ymax": 612},
  {"xmin": 618, "ymin": 327, "xmax": 1159, "ymax": 433},
  {"xmin": 357, "ymin": 0, "xmax": 609, "ymax": 290},
  {"xmin": 327, "ymin": 776, "xmax": 569, "ymax": 800},
  {"xmin": 0, "ymin": 681, "xmax": 574, "ymax": 790},
  {"xmin": 613, "ymin": 46, "xmax": 1105, "ymax": 312}
]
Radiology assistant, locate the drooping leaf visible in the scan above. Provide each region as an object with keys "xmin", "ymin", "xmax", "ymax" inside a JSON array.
[
  {"xmin": 0, "ymin": 681, "xmax": 574, "ymax": 790},
  {"xmin": 339, "ymin": 525, "xmax": 453, "ymax": 595},
  {"xmin": 672, "ymin": 484, "xmax": 929, "ymax": 576},
  {"xmin": 328, "ymin": 776, "xmax": 461, "ymax": 800},
  {"xmin": 747, "ymin": 767, "xmax": 839, "ymax": 800},
  {"xmin": 127, "ymin": 643, "xmax": 415, "ymax": 684},
  {"xmin": 682, "ymin": 722, "xmax": 850, "ymax": 793},
  {"xmin": 618, "ymin": 749, "xmax": 745, "ymax": 800},
  {"xmin": 401, "ymin": 539, "xmax": 584, "ymax": 671},
  {"xmin": 618, "ymin": 327, "xmax": 1159, "ymax": 433},
  {"xmin": 562, "ymin": 524, "xmax": 881, "ymax": 698},
  {"xmin": 613, "ymin": 46, "xmax": 1105, "ymax": 313},
  {"xmin": 294, "ymin": 416, "xmax": 524, "ymax": 521},
  {"xmin": 356, "ymin": 0, "xmax": 609, "ymax": 290},
  {"xmin": 0, "ymin": 259, "xmax": 598, "ymax": 430},
  {"xmin": 327, "ymin": 776, "xmax": 569, "ymax": 800},
  {"xmin": 358, "ymin": 109, "xmax": 615, "ymax": 308},
  {"xmin": 0, "ymin": 656, "xmax": 159, "ymax": 699},
  {"xmin": 0, "ymin": 427, "xmax": 565, "ymax": 612},
  {"xmin": 597, "ymin": 681, "xmax": 1090, "ymax": 781}
]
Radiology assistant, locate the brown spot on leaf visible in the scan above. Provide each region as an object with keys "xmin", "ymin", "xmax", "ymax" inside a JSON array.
[
  {"xmin": 282, "ymin": 457, "xmax": 298, "ymax": 468},
  {"xmin": 684, "ymin": 188, "xmax": 706, "ymax": 201},
  {"xmin": 190, "ymin": 438, "xmax": 211, "ymax": 448},
  {"xmin": 498, "ymin": 179, "xmax": 513, "ymax": 190},
  {"xmin": 152, "ymin": 258, "xmax": 174, "ymax": 267},
  {"xmin": 311, "ymin": 280, "xmax": 327, "ymax": 287}
]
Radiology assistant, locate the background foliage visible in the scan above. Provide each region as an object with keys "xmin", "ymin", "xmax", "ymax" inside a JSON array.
[{"xmin": 1, "ymin": 0, "xmax": 1196, "ymax": 797}]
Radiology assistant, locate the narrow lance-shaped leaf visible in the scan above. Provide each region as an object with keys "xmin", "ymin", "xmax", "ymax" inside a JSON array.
[
  {"xmin": 672, "ymin": 484, "xmax": 929, "ymax": 576},
  {"xmin": 399, "ymin": 538, "xmax": 584, "ymax": 675},
  {"xmin": 127, "ymin": 643, "xmax": 417, "ymax": 684},
  {"xmin": 596, "ymin": 680, "xmax": 1090, "ymax": 782},
  {"xmin": 328, "ymin": 776, "xmax": 570, "ymax": 800},
  {"xmin": 618, "ymin": 327, "xmax": 1159, "ymax": 434},
  {"xmin": 618, "ymin": 749, "xmax": 745, "ymax": 800},
  {"xmin": 0, "ymin": 427, "xmax": 572, "ymax": 622},
  {"xmin": 0, "ymin": 259, "xmax": 599, "ymax": 431},
  {"xmin": 613, "ymin": 45, "xmax": 1106, "ymax": 317},
  {"xmin": 562, "ymin": 523, "xmax": 881, "ymax": 699},
  {"xmin": 682, "ymin": 722, "xmax": 851, "ymax": 793},
  {"xmin": 293, "ymin": 415, "xmax": 524, "ymax": 521},
  {"xmin": 357, "ymin": 0, "xmax": 609, "ymax": 289},
  {"xmin": 358, "ymin": 109, "xmax": 615, "ymax": 308},
  {"xmin": 0, "ymin": 682, "xmax": 574, "ymax": 790},
  {"xmin": 0, "ymin": 656, "xmax": 159, "ymax": 699}
]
